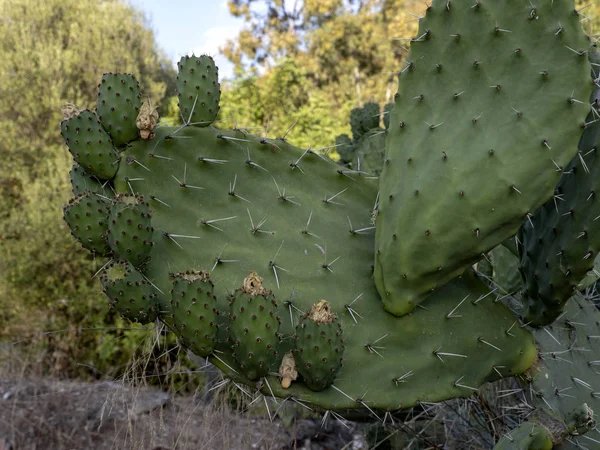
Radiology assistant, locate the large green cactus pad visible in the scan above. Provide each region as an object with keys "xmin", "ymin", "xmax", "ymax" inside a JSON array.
[
  {"xmin": 110, "ymin": 124, "xmax": 536, "ymax": 411},
  {"xmin": 375, "ymin": 0, "xmax": 592, "ymax": 316}
]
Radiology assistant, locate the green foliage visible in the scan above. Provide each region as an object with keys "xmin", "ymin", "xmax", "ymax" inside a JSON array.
[
  {"xmin": 0, "ymin": 0, "xmax": 176, "ymax": 380},
  {"xmin": 219, "ymin": 0, "xmax": 425, "ymax": 151}
]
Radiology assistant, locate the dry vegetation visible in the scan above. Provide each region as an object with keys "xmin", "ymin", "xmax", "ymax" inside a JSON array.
[
  {"xmin": 0, "ymin": 326, "xmax": 366, "ymax": 450},
  {"xmin": 0, "ymin": 324, "xmax": 533, "ymax": 450}
]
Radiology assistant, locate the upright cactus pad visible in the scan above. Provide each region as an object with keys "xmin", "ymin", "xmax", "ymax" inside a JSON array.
[
  {"xmin": 60, "ymin": 110, "xmax": 119, "ymax": 180},
  {"xmin": 374, "ymin": 0, "xmax": 592, "ymax": 316},
  {"xmin": 96, "ymin": 73, "xmax": 142, "ymax": 146},
  {"xmin": 169, "ymin": 270, "xmax": 218, "ymax": 357},
  {"xmin": 519, "ymin": 50, "xmax": 600, "ymax": 327},
  {"xmin": 63, "ymin": 191, "xmax": 111, "ymax": 255},
  {"xmin": 294, "ymin": 300, "xmax": 345, "ymax": 391},
  {"xmin": 176, "ymin": 55, "xmax": 221, "ymax": 126},
  {"xmin": 228, "ymin": 272, "xmax": 282, "ymax": 381},
  {"xmin": 106, "ymin": 194, "xmax": 154, "ymax": 268},
  {"xmin": 100, "ymin": 260, "xmax": 158, "ymax": 323}
]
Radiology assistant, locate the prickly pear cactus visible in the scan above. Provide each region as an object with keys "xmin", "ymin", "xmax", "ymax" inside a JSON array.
[
  {"xmin": 335, "ymin": 103, "xmax": 390, "ymax": 176},
  {"xmin": 56, "ymin": 4, "xmax": 600, "ymax": 443},
  {"xmin": 59, "ymin": 63, "xmax": 537, "ymax": 415},
  {"xmin": 374, "ymin": 0, "xmax": 593, "ymax": 316}
]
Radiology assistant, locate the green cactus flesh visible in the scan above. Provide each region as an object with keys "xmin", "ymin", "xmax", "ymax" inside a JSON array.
[
  {"xmin": 169, "ymin": 270, "xmax": 218, "ymax": 357},
  {"xmin": 96, "ymin": 73, "xmax": 142, "ymax": 147},
  {"xmin": 521, "ymin": 295, "xmax": 600, "ymax": 442},
  {"xmin": 108, "ymin": 122, "xmax": 536, "ymax": 410},
  {"xmin": 490, "ymin": 244, "xmax": 522, "ymax": 295},
  {"xmin": 60, "ymin": 110, "xmax": 119, "ymax": 180},
  {"xmin": 100, "ymin": 259, "xmax": 158, "ymax": 323},
  {"xmin": 519, "ymin": 53, "xmax": 600, "ymax": 327},
  {"xmin": 382, "ymin": 103, "xmax": 393, "ymax": 130},
  {"xmin": 228, "ymin": 273, "xmax": 282, "ymax": 381},
  {"xmin": 176, "ymin": 55, "xmax": 221, "ymax": 127},
  {"xmin": 294, "ymin": 300, "xmax": 345, "ymax": 391},
  {"xmin": 106, "ymin": 194, "xmax": 154, "ymax": 268},
  {"xmin": 69, "ymin": 164, "xmax": 111, "ymax": 197},
  {"xmin": 63, "ymin": 191, "xmax": 111, "ymax": 255},
  {"xmin": 493, "ymin": 422, "xmax": 553, "ymax": 450},
  {"xmin": 374, "ymin": 0, "xmax": 592, "ymax": 316}
]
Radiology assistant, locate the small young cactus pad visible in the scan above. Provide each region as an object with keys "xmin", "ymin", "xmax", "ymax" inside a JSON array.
[{"xmin": 100, "ymin": 260, "xmax": 158, "ymax": 323}]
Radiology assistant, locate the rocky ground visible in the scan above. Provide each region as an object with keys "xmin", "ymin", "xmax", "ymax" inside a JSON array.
[{"xmin": 0, "ymin": 378, "xmax": 367, "ymax": 450}]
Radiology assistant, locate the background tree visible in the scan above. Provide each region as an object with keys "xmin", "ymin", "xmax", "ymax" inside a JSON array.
[
  {"xmin": 219, "ymin": 0, "xmax": 599, "ymax": 150},
  {"xmin": 218, "ymin": 0, "xmax": 424, "ymax": 149},
  {"xmin": 0, "ymin": 0, "xmax": 177, "ymax": 379}
]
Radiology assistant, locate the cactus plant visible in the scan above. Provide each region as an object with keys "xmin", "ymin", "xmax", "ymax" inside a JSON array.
[
  {"xmin": 374, "ymin": 0, "xmax": 592, "ymax": 316},
  {"xmin": 55, "ymin": 0, "xmax": 600, "ymax": 446}
]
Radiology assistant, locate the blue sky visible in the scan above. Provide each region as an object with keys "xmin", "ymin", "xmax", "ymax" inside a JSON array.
[{"xmin": 128, "ymin": 0, "xmax": 245, "ymax": 78}]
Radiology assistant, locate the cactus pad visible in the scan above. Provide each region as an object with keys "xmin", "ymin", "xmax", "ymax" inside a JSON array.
[
  {"xmin": 375, "ymin": 0, "xmax": 593, "ymax": 316},
  {"xmin": 96, "ymin": 73, "xmax": 142, "ymax": 146},
  {"xmin": 60, "ymin": 110, "xmax": 119, "ymax": 180},
  {"xmin": 521, "ymin": 295, "xmax": 600, "ymax": 439},
  {"xmin": 169, "ymin": 270, "xmax": 218, "ymax": 357},
  {"xmin": 294, "ymin": 300, "xmax": 345, "ymax": 391},
  {"xmin": 494, "ymin": 422, "xmax": 553, "ymax": 450},
  {"xmin": 519, "ymin": 55, "xmax": 600, "ymax": 326},
  {"xmin": 63, "ymin": 191, "xmax": 111, "ymax": 255},
  {"xmin": 100, "ymin": 260, "xmax": 158, "ymax": 323},
  {"xmin": 228, "ymin": 272, "xmax": 282, "ymax": 381},
  {"xmin": 176, "ymin": 55, "xmax": 221, "ymax": 126},
  {"xmin": 106, "ymin": 194, "xmax": 154, "ymax": 268},
  {"xmin": 111, "ymin": 121, "xmax": 536, "ymax": 410}
]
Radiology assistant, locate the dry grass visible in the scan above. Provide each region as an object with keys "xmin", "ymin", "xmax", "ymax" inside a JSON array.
[{"xmin": 0, "ymin": 324, "xmax": 366, "ymax": 450}]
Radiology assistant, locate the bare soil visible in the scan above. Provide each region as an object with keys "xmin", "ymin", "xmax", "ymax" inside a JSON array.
[{"xmin": 0, "ymin": 378, "xmax": 365, "ymax": 450}]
